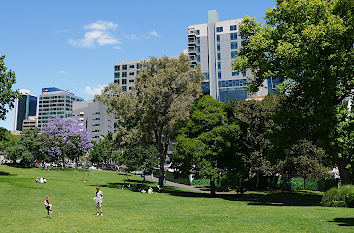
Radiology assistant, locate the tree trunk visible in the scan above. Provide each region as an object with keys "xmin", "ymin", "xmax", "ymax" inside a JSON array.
[
  {"xmin": 335, "ymin": 156, "xmax": 351, "ymax": 185},
  {"xmin": 62, "ymin": 156, "xmax": 65, "ymax": 168},
  {"xmin": 210, "ymin": 176, "xmax": 216, "ymax": 197},
  {"xmin": 159, "ymin": 152, "xmax": 166, "ymax": 188}
]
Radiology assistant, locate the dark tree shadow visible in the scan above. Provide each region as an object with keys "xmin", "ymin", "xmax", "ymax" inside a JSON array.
[
  {"xmin": 329, "ymin": 218, "xmax": 354, "ymax": 227},
  {"xmin": 0, "ymin": 171, "xmax": 15, "ymax": 176}
]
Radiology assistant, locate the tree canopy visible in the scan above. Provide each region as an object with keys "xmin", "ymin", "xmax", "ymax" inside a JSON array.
[
  {"xmin": 41, "ymin": 117, "xmax": 93, "ymax": 167},
  {"xmin": 172, "ymin": 96, "xmax": 247, "ymax": 195},
  {"xmin": 96, "ymin": 54, "xmax": 203, "ymax": 187},
  {"xmin": 0, "ymin": 55, "xmax": 19, "ymax": 120},
  {"xmin": 233, "ymin": 0, "xmax": 354, "ymax": 184}
]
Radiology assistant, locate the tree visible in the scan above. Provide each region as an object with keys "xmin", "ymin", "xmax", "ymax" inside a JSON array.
[
  {"xmin": 233, "ymin": 0, "xmax": 354, "ymax": 184},
  {"xmin": 0, "ymin": 55, "xmax": 20, "ymax": 120},
  {"xmin": 280, "ymin": 140, "xmax": 329, "ymax": 189},
  {"xmin": 6, "ymin": 128, "xmax": 44, "ymax": 165},
  {"xmin": 89, "ymin": 134, "xmax": 116, "ymax": 166},
  {"xmin": 230, "ymin": 94, "xmax": 285, "ymax": 189},
  {"xmin": 172, "ymin": 96, "xmax": 246, "ymax": 195},
  {"xmin": 96, "ymin": 54, "xmax": 203, "ymax": 187},
  {"xmin": 123, "ymin": 145, "xmax": 159, "ymax": 173},
  {"xmin": 0, "ymin": 127, "xmax": 19, "ymax": 152},
  {"xmin": 41, "ymin": 117, "xmax": 93, "ymax": 167}
]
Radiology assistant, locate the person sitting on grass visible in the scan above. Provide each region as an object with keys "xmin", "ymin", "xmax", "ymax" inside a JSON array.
[
  {"xmin": 141, "ymin": 189, "xmax": 146, "ymax": 193},
  {"xmin": 44, "ymin": 196, "xmax": 53, "ymax": 218},
  {"xmin": 148, "ymin": 186, "xmax": 153, "ymax": 194}
]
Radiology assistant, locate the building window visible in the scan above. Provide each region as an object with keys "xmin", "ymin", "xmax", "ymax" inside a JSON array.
[
  {"xmin": 114, "ymin": 73, "xmax": 120, "ymax": 78},
  {"xmin": 230, "ymin": 33, "xmax": 237, "ymax": 40},
  {"xmin": 231, "ymin": 41, "xmax": 238, "ymax": 50},
  {"xmin": 197, "ymin": 46, "xmax": 200, "ymax": 53},
  {"xmin": 204, "ymin": 73, "xmax": 209, "ymax": 80},
  {"xmin": 243, "ymin": 71, "xmax": 247, "ymax": 77},
  {"xmin": 114, "ymin": 65, "xmax": 120, "ymax": 71},
  {"xmin": 217, "ymin": 44, "xmax": 220, "ymax": 51},
  {"xmin": 122, "ymin": 86, "xmax": 127, "ymax": 92},
  {"xmin": 137, "ymin": 63, "xmax": 141, "ymax": 69},
  {"xmin": 129, "ymin": 64, "xmax": 134, "ymax": 69},
  {"xmin": 122, "ymin": 72, "xmax": 127, "ymax": 77},
  {"xmin": 232, "ymin": 71, "xmax": 239, "ymax": 76},
  {"xmin": 216, "ymin": 35, "xmax": 220, "ymax": 42},
  {"xmin": 218, "ymin": 62, "xmax": 221, "ymax": 70},
  {"xmin": 197, "ymin": 55, "xmax": 200, "ymax": 62},
  {"xmin": 217, "ymin": 53, "xmax": 221, "ymax": 60},
  {"xmin": 129, "ymin": 72, "xmax": 134, "ymax": 75},
  {"xmin": 190, "ymin": 56, "xmax": 195, "ymax": 61},
  {"xmin": 114, "ymin": 79, "xmax": 120, "ymax": 84},
  {"xmin": 216, "ymin": 27, "xmax": 223, "ymax": 32},
  {"xmin": 231, "ymin": 51, "xmax": 238, "ymax": 59},
  {"xmin": 218, "ymin": 71, "xmax": 222, "ymax": 79},
  {"xmin": 122, "ymin": 65, "xmax": 127, "ymax": 70},
  {"xmin": 230, "ymin": 25, "xmax": 237, "ymax": 31},
  {"xmin": 196, "ymin": 30, "xmax": 200, "ymax": 35},
  {"xmin": 122, "ymin": 79, "xmax": 127, "ymax": 85}
]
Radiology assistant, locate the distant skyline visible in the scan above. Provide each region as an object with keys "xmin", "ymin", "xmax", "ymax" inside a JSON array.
[{"xmin": 0, "ymin": 0, "xmax": 275, "ymax": 130}]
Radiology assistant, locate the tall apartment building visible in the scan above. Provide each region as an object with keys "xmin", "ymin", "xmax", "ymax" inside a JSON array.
[
  {"xmin": 13, "ymin": 89, "xmax": 37, "ymax": 131},
  {"xmin": 114, "ymin": 61, "xmax": 141, "ymax": 92},
  {"xmin": 72, "ymin": 100, "xmax": 115, "ymax": 140},
  {"xmin": 188, "ymin": 10, "xmax": 269, "ymax": 102},
  {"xmin": 38, "ymin": 87, "xmax": 84, "ymax": 129}
]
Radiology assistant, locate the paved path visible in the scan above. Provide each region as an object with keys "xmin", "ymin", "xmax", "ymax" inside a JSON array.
[
  {"xmin": 146, "ymin": 175, "xmax": 235, "ymax": 195},
  {"xmin": 146, "ymin": 175, "xmax": 209, "ymax": 193}
]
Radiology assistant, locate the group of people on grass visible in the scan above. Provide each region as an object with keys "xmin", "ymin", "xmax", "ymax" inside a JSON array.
[
  {"xmin": 35, "ymin": 177, "xmax": 47, "ymax": 183},
  {"xmin": 43, "ymin": 183, "xmax": 163, "ymax": 218}
]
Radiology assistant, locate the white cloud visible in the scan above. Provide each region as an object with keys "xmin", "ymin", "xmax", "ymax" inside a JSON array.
[
  {"xmin": 113, "ymin": 46, "xmax": 122, "ymax": 50},
  {"xmin": 149, "ymin": 30, "xmax": 160, "ymax": 37},
  {"xmin": 84, "ymin": 84, "xmax": 107, "ymax": 96},
  {"xmin": 84, "ymin": 20, "xmax": 118, "ymax": 31},
  {"xmin": 69, "ymin": 20, "xmax": 120, "ymax": 48},
  {"xmin": 123, "ymin": 33, "xmax": 138, "ymax": 40},
  {"xmin": 59, "ymin": 70, "xmax": 66, "ymax": 74}
]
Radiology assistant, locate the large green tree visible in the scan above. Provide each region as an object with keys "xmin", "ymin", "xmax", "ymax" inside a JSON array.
[
  {"xmin": 230, "ymin": 94, "xmax": 285, "ymax": 189},
  {"xmin": 172, "ymin": 96, "xmax": 247, "ymax": 195},
  {"xmin": 123, "ymin": 145, "xmax": 159, "ymax": 173},
  {"xmin": 233, "ymin": 0, "xmax": 353, "ymax": 184},
  {"xmin": 0, "ymin": 55, "xmax": 19, "ymax": 120},
  {"xmin": 96, "ymin": 54, "xmax": 203, "ymax": 187}
]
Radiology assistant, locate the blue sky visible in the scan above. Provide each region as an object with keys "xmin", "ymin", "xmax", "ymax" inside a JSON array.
[{"xmin": 0, "ymin": 0, "xmax": 275, "ymax": 130}]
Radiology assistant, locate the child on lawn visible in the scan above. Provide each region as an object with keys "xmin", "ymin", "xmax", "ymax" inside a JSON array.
[{"xmin": 44, "ymin": 196, "xmax": 53, "ymax": 218}]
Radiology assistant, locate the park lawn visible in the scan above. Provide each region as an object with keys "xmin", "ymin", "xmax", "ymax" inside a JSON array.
[{"xmin": 0, "ymin": 165, "xmax": 352, "ymax": 233}]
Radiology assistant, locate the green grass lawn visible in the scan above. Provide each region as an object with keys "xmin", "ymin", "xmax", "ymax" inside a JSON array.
[{"xmin": 0, "ymin": 165, "xmax": 352, "ymax": 232}]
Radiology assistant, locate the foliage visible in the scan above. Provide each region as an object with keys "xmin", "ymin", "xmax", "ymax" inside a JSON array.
[
  {"xmin": 96, "ymin": 54, "xmax": 203, "ymax": 187},
  {"xmin": 0, "ymin": 55, "xmax": 20, "ymax": 120},
  {"xmin": 172, "ymin": 96, "xmax": 247, "ymax": 195},
  {"xmin": 233, "ymin": 0, "xmax": 354, "ymax": 184},
  {"xmin": 230, "ymin": 94, "xmax": 285, "ymax": 182},
  {"xmin": 322, "ymin": 185, "xmax": 354, "ymax": 207},
  {"xmin": 89, "ymin": 134, "xmax": 117, "ymax": 165},
  {"xmin": 279, "ymin": 140, "xmax": 329, "ymax": 190},
  {"xmin": 41, "ymin": 117, "xmax": 93, "ymax": 167},
  {"xmin": 123, "ymin": 145, "xmax": 159, "ymax": 172},
  {"xmin": 0, "ymin": 127, "xmax": 19, "ymax": 152},
  {"xmin": 5, "ymin": 128, "xmax": 45, "ymax": 165}
]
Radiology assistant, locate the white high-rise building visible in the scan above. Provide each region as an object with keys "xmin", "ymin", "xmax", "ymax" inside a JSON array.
[
  {"xmin": 113, "ymin": 61, "xmax": 142, "ymax": 92},
  {"xmin": 188, "ymin": 10, "xmax": 268, "ymax": 102},
  {"xmin": 38, "ymin": 87, "xmax": 83, "ymax": 129}
]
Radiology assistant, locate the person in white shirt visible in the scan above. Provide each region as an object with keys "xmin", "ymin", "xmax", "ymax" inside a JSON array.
[
  {"xmin": 93, "ymin": 187, "xmax": 103, "ymax": 216},
  {"xmin": 148, "ymin": 186, "xmax": 153, "ymax": 194}
]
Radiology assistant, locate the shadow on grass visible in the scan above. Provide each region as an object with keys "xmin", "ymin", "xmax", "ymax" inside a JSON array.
[
  {"xmin": 162, "ymin": 187, "xmax": 323, "ymax": 206},
  {"xmin": 88, "ymin": 179, "xmax": 155, "ymax": 192},
  {"xmin": 329, "ymin": 218, "xmax": 354, "ymax": 227},
  {"xmin": 0, "ymin": 171, "xmax": 16, "ymax": 176}
]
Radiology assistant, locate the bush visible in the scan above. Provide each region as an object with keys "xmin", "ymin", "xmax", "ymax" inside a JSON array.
[{"xmin": 322, "ymin": 185, "xmax": 354, "ymax": 208}]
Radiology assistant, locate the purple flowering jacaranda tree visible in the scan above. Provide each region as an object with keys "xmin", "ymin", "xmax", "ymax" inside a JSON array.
[{"xmin": 41, "ymin": 117, "xmax": 93, "ymax": 167}]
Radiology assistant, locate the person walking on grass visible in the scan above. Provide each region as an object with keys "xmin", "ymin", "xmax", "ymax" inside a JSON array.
[
  {"xmin": 44, "ymin": 196, "xmax": 53, "ymax": 218},
  {"xmin": 93, "ymin": 186, "xmax": 103, "ymax": 216}
]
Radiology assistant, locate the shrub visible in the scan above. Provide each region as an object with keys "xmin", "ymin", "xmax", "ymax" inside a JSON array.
[{"xmin": 322, "ymin": 185, "xmax": 354, "ymax": 207}]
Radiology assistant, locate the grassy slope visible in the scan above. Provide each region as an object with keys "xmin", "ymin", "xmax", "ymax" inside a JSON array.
[{"xmin": 0, "ymin": 165, "xmax": 352, "ymax": 233}]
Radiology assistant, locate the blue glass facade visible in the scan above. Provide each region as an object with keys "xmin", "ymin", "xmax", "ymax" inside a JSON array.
[
  {"xmin": 267, "ymin": 77, "xmax": 281, "ymax": 94},
  {"xmin": 201, "ymin": 82, "xmax": 210, "ymax": 94},
  {"xmin": 15, "ymin": 94, "xmax": 37, "ymax": 131},
  {"xmin": 219, "ymin": 88, "xmax": 247, "ymax": 102}
]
